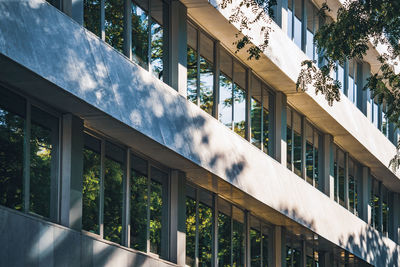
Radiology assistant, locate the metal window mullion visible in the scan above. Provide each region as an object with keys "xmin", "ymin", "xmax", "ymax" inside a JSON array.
[
  {"xmin": 23, "ymin": 101, "xmax": 31, "ymax": 214},
  {"xmin": 147, "ymin": 0, "xmax": 152, "ymax": 72},
  {"xmin": 291, "ymin": 110, "xmax": 294, "ymax": 172},
  {"xmin": 99, "ymin": 139, "xmax": 105, "ymax": 238},
  {"xmin": 312, "ymin": 128, "xmax": 316, "ymax": 187},
  {"xmin": 291, "ymin": 0, "xmax": 294, "ymax": 40},
  {"xmin": 123, "ymin": 149, "xmax": 131, "ymax": 247},
  {"xmin": 231, "ymin": 61, "xmax": 235, "ymax": 131},
  {"xmin": 146, "ymin": 163, "xmax": 151, "ymax": 253},
  {"xmin": 101, "ymin": 0, "xmax": 105, "ymax": 41},
  {"xmin": 195, "ymin": 189, "xmax": 199, "ymax": 267},
  {"xmin": 123, "ymin": 0, "xmax": 132, "ymax": 59},
  {"xmin": 196, "ymin": 29, "xmax": 201, "ymax": 107},
  {"xmin": 301, "ymin": 116, "xmax": 306, "ymax": 180},
  {"xmin": 261, "ymin": 87, "xmax": 265, "ymax": 152},
  {"xmin": 212, "ymin": 193, "xmax": 218, "ymax": 267}
]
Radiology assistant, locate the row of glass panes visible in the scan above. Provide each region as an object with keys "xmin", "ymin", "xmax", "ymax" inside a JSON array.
[
  {"xmin": 286, "ymin": 106, "xmax": 321, "ymax": 188},
  {"xmin": 82, "ymin": 132, "xmax": 169, "ymax": 257},
  {"xmin": 0, "ymin": 86, "xmax": 59, "ymax": 220},
  {"xmin": 83, "ymin": 0, "xmax": 166, "ymax": 79},
  {"xmin": 187, "ymin": 21, "xmax": 273, "ymax": 155}
]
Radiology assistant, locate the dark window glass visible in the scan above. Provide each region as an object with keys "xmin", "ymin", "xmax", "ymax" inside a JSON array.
[
  {"xmin": 293, "ymin": 0, "xmax": 302, "ymax": 48},
  {"xmin": 250, "ymin": 217, "xmax": 261, "ymax": 266},
  {"xmin": 198, "ymin": 198, "xmax": 212, "ymax": 266},
  {"xmin": 305, "ymin": 123, "xmax": 313, "ymax": 185},
  {"xmin": 232, "ymin": 206, "xmax": 244, "ymax": 266},
  {"xmin": 0, "ymin": 90, "xmax": 25, "ymax": 211},
  {"xmin": 105, "ymin": 0, "xmax": 124, "ymax": 53},
  {"xmin": 150, "ymin": 0, "xmax": 164, "ymax": 78},
  {"xmin": 82, "ymin": 134, "xmax": 101, "ymax": 234},
  {"xmin": 348, "ymin": 159, "xmax": 355, "ymax": 214},
  {"xmin": 132, "ymin": 2, "xmax": 149, "ymax": 69},
  {"xmin": 287, "ymin": 0, "xmax": 293, "ymax": 38},
  {"xmin": 218, "ymin": 198, "xmax": 231, "ymax": 267},
  {"xmin": 84, "ymin": 0, "xmax": 101, "ymax": 37},
  {"xmin": 262, "ymin": 226, "xmax": 269, "ymax": 267},
  {"xmin": 338, "ymin": 150, "xmax": 345, "ymax": 207},
  {"xmin": 30, "ymin": 106, "xmax": 58, "ymax": 218},
  {"xmin": 185, "ymin": 186, "xmax": 196, "ymax": 266},
  {"xmin": 287, "ymin": 108, "xmax": 292, "ymax": 170},
  {"xmin": 199, "ymin": 33, "xmax": 214, "ymax": 115},
  {"xmin": 251, "ymin": 98, "xmax": 262, "ymax": 149},
  {"xmin": 130, "ymin": 156, "xmax": 148, "ymax": 252},
  {"xmin": 333, "ymin": 146, "xmax": 338, "ymax": 202},
  {"xmin": 104, "ymin": 142, "xmax": 124, "ymax": 244},
  {"xmin": 187, "ymin": 46, "xmax": 198, "ymax": 105},
  {"xmin": 293, "ymin": 112, "xmax": 302, "ymax": 177}
]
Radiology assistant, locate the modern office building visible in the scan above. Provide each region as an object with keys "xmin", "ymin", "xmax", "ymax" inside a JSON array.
[{"xmin": 0, "ymin": 0, "xmax": 399, "ymax": 266}]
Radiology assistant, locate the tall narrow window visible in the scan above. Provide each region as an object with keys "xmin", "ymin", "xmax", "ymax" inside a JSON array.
[
  {"xmin": 105, "ymin": 0, "xmax": 124, "ymax": 53},
  {"xmin": 232, "ymin": 206, "xmax": 245, "ymax": 266},
  {"xmin": 0, "ymin": 89, "xmax": 25, "ymax": 211},
  {"xmin": 305, "ymin": 123, "xmax": 320, "ymax": 187},
  {"xmin": 132, "ymin": 0, "xmax": 150, "ymax": 69},
  {"xmin": 186, "ymin": 185, "xmax": 196, "ymax": 266},
  {"xmin": 219, "ymin": 49, "xmax": 234, "ymax": 129},
  {"xmin": 233, "ymin": 63, "xmax": 247, "ymax": 139},
  {"xmin": 292, "ymin": 112, "xmax": 302, "ymax": 177},
  {"xmin": 287, "ymin": 108, "xmax": 293, "ymax": 170},
  {"xmin": 382, "ymin": 187, "xmax": 388, "ymax": 236},
  {"xmin": 348, "ymin": 158, "xmax": 356, "ymax": 214},
  {"xmin": 82, "ymin": 133, "xmax": 101, "ymax": 234},
  {"xmin": 187, "ymin": 22, "xmax": 198, "ymax": 105},
  {"xmin": 104, "ymin": 141, "xmax": 124, "ymax": 244},
  {"xmin": 84, "ymin": 0, "xmax": 101, "ymax": 37},
  {"xmin": 293, "ymin": 0, "xmax": 302, "ymax": 49},
  {"xmin": 287, "ymin": 0, "xmax": 293, "ymax": 39},
  {"xmin": 218, "ymin": 198, "xmax": 232, "ymax": 266},
  {"xmin": 250, "ymin": 216, "xmax": 270, "ymax": 267}
]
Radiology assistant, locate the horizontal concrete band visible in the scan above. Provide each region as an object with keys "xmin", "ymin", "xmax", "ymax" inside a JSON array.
[
  {"xmin": 0, "ymin": 0, "xmax": 398, "ymax": 265},
  {"xmin": 0, "ymin": 206, "xmax": 177, "ymax": 267}
]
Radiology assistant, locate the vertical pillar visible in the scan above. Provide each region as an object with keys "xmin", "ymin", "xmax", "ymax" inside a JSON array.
[
  {"xmin": 359, "ymin": 167, "xmax": 371, "ymax": 224},
  {"xmin": 321, "ymin": 134, "xmax": 333, "ymax": 198},
  {"xmin": 273, "ymin": 226, "xmax": 284, "ymax": 267},
  {"xmin": 123, "ymin": 0, "xmax": 132, "ymax": 59},
  {"xmin": 168, "ymin": 0, "xmax": 187, "ymax": 96},
  {"xmin": 388, "ymin": 192, "xmax": 399, "ymax": 243},
  {"xmin": 60, "ymin": 114, "xmax": 84, "ymax": 230},
  {"xmin": 274, "ymin": 92, "xmax": 287, "ymax": 165},
  {"xmin": 169, "ymin": 170, "xmax": 186, "ymax": 265}
]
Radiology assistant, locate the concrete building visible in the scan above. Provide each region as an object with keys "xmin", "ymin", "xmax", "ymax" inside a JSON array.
[{"xmin": 0, "ymin": 0, "xmax": 399, "ymax": 266}]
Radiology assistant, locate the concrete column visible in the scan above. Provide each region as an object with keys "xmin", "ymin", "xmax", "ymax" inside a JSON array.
[
  {"xmin": 274, "ymin": 92, "xmax": 287, "ymax": 165},
  {"xmin": 168, "ymin": 0, "xmax": 187, "ymax": 96},
  {"xmin": 388, "ymin": 192, "xmax": 399, "ymax": 243},
  {"xmin": 321, "ymin": 134, "xmax": 333, "ymax": 198},
  {"xmin": 273, "ymin": 226, "xmax": 284, "ymax": 267},
  {"xmin": 60, "ymin": 114, "xmax": 84, "ymax": 230},
  {"xmin": 169, "ymin": 170, "xmax": 186, "ymax": 265},
  {"xmin": 359, "ymin": 167, "xmax": 371, "ymax": 224}
]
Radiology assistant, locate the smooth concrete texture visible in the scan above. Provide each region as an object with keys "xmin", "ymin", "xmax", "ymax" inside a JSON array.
[
  {"xmin": 0, "ymin": 0, "xmax": 398, "ymax": 265},
  {"xmin": 0, "ymin": 206, "xmax": 177, "ymax": 267},
  {"xmin": 183, "ymin": 0, "xmax": 400, "ymax": 190}
]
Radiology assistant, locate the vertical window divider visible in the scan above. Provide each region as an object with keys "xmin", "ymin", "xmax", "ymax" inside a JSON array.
[
  {"xmin": 212, "ymin": 193, "xmax": 218, "ymax": 267},
  {"xmin": 344, "ymin": 152, "xmax": 349, "ymax": 210},
  {"xmin": 100, "ymin": 0, "xmax": 105, "ymax": 41},
  {"xmin": 231, "ymin": 61, "xmax": 235, "ymax": 131},
  {"xmin": 290, "ymin": 109, "xmax": 294, "ymax": 172},
  {"xmin": 301, "ymin": 116, "xmax": 306, "ymax": 180},
  {"xmin": 301, "ymin": 0, "xmax": 306, "ymax": 52},
  {"xmin": 260, "ymin": 222, "xmax": 263, "ymax": 266},
  {"xmin": 261, "ymin": 85, "xmax": 265, "ymax": 153},
  {"xmin": 146, "ymin": 163, "xmax": 151, "ymax": 253},
  {"xmin": 123, "ymin": 0, "xmax": 132, "ymax": 59},
  {"xmin": 244, "ymin": 210, "xmax": 250, "ymax": 267},
  {"xmin": 194, "ymin": 188, "xmax": 199, "ymax": 267},
  {"xmin": 312, "ymin": 128, "xmax": 316, "ymax": 187},
  {"xmin": 196, "ymin": 29, "xmax": 201, "ymax": 107},
  {"xmin": 23, "ymin": 101, "xmax": 31, "ymax": 214},
  {"xmin": 291, "ymin": 0, "xmax": 294, "ymax": 40},
  {"xmin": 230, "ymin": 205, "xmax": 233, "ymax": 267},
  {"xmin": 213, "ymin": 41, "xmax": 220, "ymax": 119},
  {"xmin": 99, "ymin": 139, "xmax": 105, "ymax": 238},
  {"xmin": 245, "ymin": 69, "xmax": 251, "ymax": 142},
  {"xmin": 123, "ymin": 149, "xmax": 131, "ymax": 247}
]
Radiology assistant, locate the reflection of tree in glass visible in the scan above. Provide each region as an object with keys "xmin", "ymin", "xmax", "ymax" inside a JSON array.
[
  {"xmin": 105, "ymin": 0, "xmax": 124, "ymax": 53},
  {"xmin": 185, "ymin": 197, "xmax": 196, "ymax": 267},
  {"xmin": 132, "ymin": 4, "xmax": 149, "ymax": 69},
  {"xmin": 187, "ymin": 47, "xmax": 198, "ymax": 105},
  {"xmin": 218, "ymin": 212, "xmax": 231, "ymax": 267},
  {"xmin": 232, "ymin": 220, "xmax": 244, "ymax": 266},
  {"xmin": 130, "ymin": 171, "xmax": 148, "ymax": 252},
  {"xmin": 199, "ymin": 57, "xmax": 214, "ymax": 115},
  {"xmin": 150, "ymin": 22, "xmax": 163, "ymax": 78},
  {"xmin": 104, "ymin": 157, "xmax": 123, "ymax": 244},
  {"xmin": 198, "ymin": 202, "xmax": 212, "ymax": 266},
  {"xmin": 30, "ymin": 123, "xmax": 52, "ymax": 218},
  {"xmin": 150, "ymin": 179, "xmax": 162, "ymax": 254},
  {"xmin": 0, "ymin": 109, "xmax": 24, "ymax": 211},
  {"xmin": 251, "ymin": 99, "xmax": 262, "ymax": 149},
  {"xmin": 84, "ymin": 0, "xmax": 101, "ymax": 37},
  {"xmin": 82, "ymin": 148, "xmax": 100, "ymax": 234}
]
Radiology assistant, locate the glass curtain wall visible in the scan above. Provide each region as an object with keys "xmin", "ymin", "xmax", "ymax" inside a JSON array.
[
  {"xmin": 286, "ymin": 107, "xmax": 303, "ymax": 178},
  {"xmin": 187, "ymin": 22, "xmax": 215, "ymax": 115},
  {"xmin": 219, "ymin": 49, "xmax": 247, "ymax": 139},
  {"xmin": 82, "ymin": 134, "xmax": 169, "ymax": 258},
  {"xmin": 333, "ymin": 145, "xmax": 345, "ymax": 207},
  {"xmin": 0, "ymin": 86, "xmax": 59, "ymax": 220},
  {"xmin": 305, "ymin": 1, "xmax": 319, "ymax": 61},
  {"xmin": 305, "ymin": 122, "xmax": 321, "ymax": 187},
  {"xmin": 287, "ymin": 0, "xmax": 303, "ymax": 49},
  {"xmin": 348, "ymin": 158, "xmax": 359, "ymax": 216},
  {"xmin": 83, "ymin": 0, "xmax": 167, "ymax": 80},
  {"xmin": 370, "ymin": 178, "xmax": 380, "ymax": 231},
  {"xmin": 285, "ymin": 237, "xmax": 302, "ymax": 267},
  {"xmin": 250, "ymin": 216, "xmax": 271, "ymax": 267},
  {"xmin": 250, "ymin": 76, "xmax": 272, "ymax": 155}
]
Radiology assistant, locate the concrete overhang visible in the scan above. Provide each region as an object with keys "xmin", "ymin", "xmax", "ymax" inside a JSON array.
[
  {"xmin": 182, "ymin": 0, "xmax": 400, "ymax": 191},
  {"xmin": 0, "ymin": 0, "xmax": 398, "ymax": 264}
]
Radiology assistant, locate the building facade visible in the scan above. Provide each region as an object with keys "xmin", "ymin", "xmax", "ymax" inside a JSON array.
[{"xmin": 0, "ymin": 0, "xmax": 399, "ymax": 266}]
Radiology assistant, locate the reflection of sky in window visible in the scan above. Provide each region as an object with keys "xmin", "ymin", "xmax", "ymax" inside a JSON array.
[
  {"xmin": 306, "ymin": 30, "xmax": 314, "ymax": 59},
  {"xmin": 233, "ymin": 84, "xmax": 246, "ymax": 126},
  {"xmin": 200, "ymin": 57, "xmax": 214, "ymax": 114},
  {"xmin": 294, "ymin": 16, "xmax": 302, "ymax": 49},
  {"xmin": 348, "ymin": 76, "xmax": 354, "ymax": 102},
  {"xmin": 337, "ymin": 64, "xmax": 344, "ymax": 91},
  {"xmin": 150, "ymin": 22, "xmax": 163, "ymax": 78},
  {"xmin": 219, "ymin": 74, "xmax": 232, "ymax": 128},
  {"xmin": 132, "ymin": 4, "xmax": 148, "ymax": 69},
  {"xmin": 287, "ymin": 9, "xmax": 293, "ymax": 39}
]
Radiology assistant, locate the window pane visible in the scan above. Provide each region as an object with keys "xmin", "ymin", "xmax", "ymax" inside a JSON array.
[
  {"xmin": 262, "ymin": 90, "xmax": 270, "ymax": 154},
  {"xmin": 132, "ymin": 2, "xmax": 149, "ymax": 69},
  {"xmin": 150, "ymin": 0, "xmax": 164, "ymax": 79},
  {"xmin": 262, "ymin": 225, "xmax": 270, "ymax": 267},
  {"xmin": 186, "ymin": 194, "xmax": 196, "ymax": 267},
  {"xmin": 220, "ymin": 49, "xmax": 233, "ymax": 78},
  {"xmin": 82, "ymin": 134, "xmax": 101, "ymax": 234},
  {"xmin": 187, "ymin": 46, "xmax": 198, "ymax": 105},
  {"xmin": 218, "ymin": 198, "xmax": 231, "ymax": 267},
  {"xmin": 130, "ymin": 156, "xmax": 148, "ymax": 252},
  {"xmin": 250, "ymin": 217, "xmax": 261, "ymax": 266},
  {"xmin": 104, "ymin": 142, "xmax": 124, "ymax": 244},
  {"xmin": 305, "ymin": 123, "xmax": 313, "ymax": 185},
  {"xmin": 314, "ymin": 132, "xmax": 320, "ymax": 188},
  {"xmin": 84, "ymin": 0, "xmax": 101, "ymax": 37},
  {"xmin": 233, "ymin": 84, "xmax": 246, "ymax": 138},
  {"xmin": 293, "ymin": 112, "xmax": 302, "ymax": 177},
  {"xmin": 251, "ymin": 98, "xmax": 262, "ymax": 149},
  {"xmin": 286, "ymin": 108, "xmax": 292, "ymax": 170},
  {"xmin": 293, "ymin": 0, "xmax": 302, "ymax": 49},
  {"xmin": 0, "ymin": 90, "xmax": 25, "ymax": 211},
  {"xmin": 337, "ymin": 64, "xmax": 344, "ymax": 92},
  {"xmin": 30, "ymin": 106, "xmax": 58, "ymax": 218},
  {"xmin": 199, "ymin": 56, "xmax": 214, "ymax": 115},
  {"xmin": 333, "ymin": 145, "xmax": 338, "ymax": 202},
  {"xmin": 219, "ymin": 74, "xmax": 233, "ymax": 129},
  {"xmin": 105, "ymin": 0, "xmax": 124, "ymax": 53},
  {"xmin": 198, "ymin": 200, "xmax": 212, "ymax": 266},
  {"xmin": 287, "ymin": 0, "xmax": 293, "ymax": 38},
  {"xmin": 150, "ymin": 167, "xmax": 168, "ymax": 256},
  {"xmin": 338, "ymin": 149, "xmax": 345, "ymax": 207},
  {"xmin": 348, "ymin": 159, "xmax": 355, "ymax": 213}
]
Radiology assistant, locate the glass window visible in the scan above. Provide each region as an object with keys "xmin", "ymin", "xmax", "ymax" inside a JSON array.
[
  {"xmin": 382, "ymin": 186, "xmax": 388, "ymax": 235},
  {"xmin": 348, "ymin": 60, "xmax": 355, "ymax": 103},
  {"xmin": 262, "ymin": 91, "xmax": 270, "ymax": 155},
  {"xmin": 150, "ymin": 0, "xmax": 164, "ymax": 78},
  {"xmin": 218, "ymin": 198, "xmax": 231, "ymax": 267},
  {"xmin": 293, "ymin": 111, "xmax": 302, "ymax": 177},
  {"xmin": 337, "ymin": 148, "xmax": 345, "ymax": 207},
  {"xmin": 198, "ymin": 190, "xmax": 213, "ymax": 266},
  {"xmin": 82, "ymin": 134, "xmax": 101, "ymax": 234},
  {"xmin": 251, "ymin": 77, "xmax": 262, "ymax": 150},
  {"xmin": 250, "ymin": 216, "xmax": 261, "ymax": 266},
  {"xmin": 287, "ymin": 0, "xmax": 293, "ymax": 39},
  {"xmin": 232, "ymin": 206, "xmax": 245, "ymax": 266},
  {"xmin": 199, "ymin": 33, "xmax": 214, "ymax": 115},
  {"xmin": 105, "ymin": 0, "xmax": 124, "ymax": 53},
  {"xmin": 286, "ymin": 237, "xmax": 302, "ymax": 267},
  {"xmin": 233, "ymin": 62, "xmax": 247, "ymax": 138},
  {"xmin": 305, "ymin": 123, "xmax": 313, "ymax": 185},
  {"xmin": 0, "ymin": 89, "xmax": 25, "ymax": 212},
  {"xmin": 293, "ymin": 0, "xmax": 302, "ymax": 49},
  {"xmin": 187, "ymin": 22, "xmax": 198, "ymax": 105},
  {"xmin": 186, "ymin": 185, "xmax": 196, "ymax": 267},
  {"xmin": 104, "ymin": 141, "xmax": 124, "ymax": 244},
  {"xmin": 337, "ymin": 63, "xmax": 345, "ymax": 92},
  {"xmin": 84, "ymin": 0, "xmax": 101, "ymax": 37},
  {"xmin": 130, "ymin": 154, "xmax": 148, "ymax": 252},
  {"xmin": 348, "ymin": 158, "xmax": 355, "ymax": 214},
  {"xmin": 219, "ymin": 49, "xmax": 233, "ymax": 129},
  {"xmin": 306, "ymin": 0, "xmax": 314, "ymax": 59},
  {"xmin": 287, "ymin": 108, "xmax": 292, "ymax": 170},
  {"xmin": 132, "ymin": 0, "xmax": 150, "ymax": 69}
]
